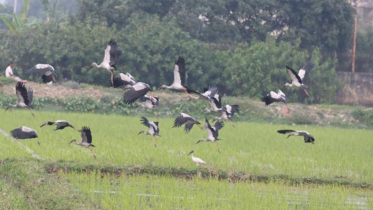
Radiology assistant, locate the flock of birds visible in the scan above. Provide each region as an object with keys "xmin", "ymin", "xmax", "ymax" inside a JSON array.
[{"xmin": 4, "ymin": 39, "xmax": 316, "ymax": 164}]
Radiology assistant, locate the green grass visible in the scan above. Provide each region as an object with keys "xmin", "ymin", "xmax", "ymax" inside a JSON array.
[
  {"xmin": 60, "ymin": 172, "xmax": 373, "ymax": 209},
  {"xmin": 2, "ymin": 109, "xmax": 373, "ymax": 184}
]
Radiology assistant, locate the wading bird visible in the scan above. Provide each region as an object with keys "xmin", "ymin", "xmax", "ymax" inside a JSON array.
[
  {"xmin": 197, "ymin": 119, "xmax": 224, "ymax": 153},
  {"xmin": 26, "ymin": 64, "xmax": 56, "ymax": 84},
  {"xmin": 138, "ymin": 95, "xmax": 159, "ymax": 118},
  {"xmin": 89, "ymin": 39, "xmax": 122, "ymax": 84},
  {"xmin": 188, "ymin": 150, "xmax": 206, "ymax": 166},
  {"xmin": 204, "ymin": 88, "xmax": 222, "ymax": 113},
  {"xmin": 123, "ymin": 82, "xmax": 152, "ymax": 104},
  {"xmin": 262, "ymin": 90, "xmax": 289, "ymax": 115},
  {"xmin": 110, "ymin": 73, "xmax": 136, "ymax": 88},
  {"xmin": 213, "ymin": 104, "xmax": 240, "ymax": 127},
  {"xmin": 138, "ymin": 117, "xmax": 161, "ymax": 147},
  {"xmin": 157, "ymin": 56, "xmax": 200, "ymax": 99},
  {"xmin": 283, "ymin": 62, "xmax": 315, "ymax": 96},
  {"xmin": 11, "ymin": 126, "xmax": 39, "ymax": 144},
  {"xmin": 173, "ymin": 113, "xmax": 202, "ymax": 133},
  {"xmin": 277, "ymin": 130, "xmax": 315, "ymax": 144},
  {"xmin": 69, "ymin": 126, "xmax": 96, "ymax": 158},
  {"xmin": 40, "ymin": 120, "xmax": 77, "ymax": 131},
  {"xmin": 5, "ymin": 82, "xmax": 34, "ymax": 117}
]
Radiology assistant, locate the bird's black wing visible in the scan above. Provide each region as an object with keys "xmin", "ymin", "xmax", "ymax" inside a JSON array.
[
  {"xmin": 277, "ymin": 130, "xmax": 296, "ymax": 134},
  {"xmin": 139, "ymin": 95, "xmax": 151, "ymax": 103},
  {"xmin": 41, "ymin": 74, "xmax": 54, "ymax": 83},
  {"xmin": 123, "ymin": 83, "xmax": 151, "ymax": 104},
  {"xmin": 11, "ymin": 127, "xmax": 37, "ymax": 139},
  {"xmin": 213, "ymin": 121, "xmax": 224, "ymax": 132},
  {"xmin": 15, "ymin": 82, "xmax": 30, "ymax": 105},
  {"xmin": 81, "ymin": 126, "xmax": 92, "ymax": 144},
  {"xmin": 152, "ymin": 97, "xmax": 159, "ymax": 106},
  {"xmin": 27, "ymin": 88, "xmax": 33, "ymax": 106},
  {"xmin": 140, "ymin": 117, "xmax": 151, "ymax": 128},
  {"xmin": 176, "ymin": 56, "xmax": 186, "ymax": 86},
  {"xmin": 184, "ymin": 123, "xmax": 195, "ymax": 133},
  {"xmin": 173, "ymin": 114, "xmax": 189, "ymax": 128},
  {"xmin": 262, "ymin": 94, "xmax": 276, "ymax": 106},
  {"xmin": 211, "ymin": 95, "xmax": 222, "ymax": 109},
  {"xmin": 286, "ymin": 66, "xmax": 302, "ymax": 84},
  {"xmin": 304, "ymin": 136, "xmax": 315, "ymax": 144},
  {"xmin": 153, "ymin": 121, "xmax": 159, "ymax": 134},
  {"xmin": 110, "ymin": 75, "xmax": 132, "ymax": 88},
  {"xmin": 26, "ymin": 64, "xmax": 55, "ymax": 75},
  {"xmin": 108, "ymin": 39, "xmax": 122, "ymax": 66},
  {"xmin": 230, "ymin": 105, "xmax": 240, "ymax": 114}
]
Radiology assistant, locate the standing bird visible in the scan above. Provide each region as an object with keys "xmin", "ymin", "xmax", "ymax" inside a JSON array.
[
  {"xmin": 138, "ymin": 95, "xmax": 159, "ymax": 118},
  {"xmin": 173, "ymin": 113, "xmax": 202, "ymax": 133},
  {"xmin": 277, "ymin": 130, "xmax": 315, "ymax": 144},
  {"xmin": 157, "ymin": 56, "xmax": 201, "ymax": 99},
  {"xmin": 69, "ymin": 126, "xmax": 96, "ymax": 158},
  {"xmin": 262, "ymin": 90, "xmax": 289, "ymax": 115},
  {"xmin": 123, "ymin": 82, "xmax": 152, "ymax": 104},
  {"xmin": 89, "ymin": 39, "xmax": 122, "ymax": 84},
  {"xmin": 40, "ymin": 120, "xmax": 77, "ymax": 131},
  {"xmin": 110, "ymin": 73, "xmax": 136, "ymax": 88},
  {"xmin": 213, "ymin": 104, "xmax": 240, "ymax": 127},
  {"xmin": 138, "ymin": 117, "xmax": 161, "ymax": 147},
  {"xmin": 25, "ymin": 64, "xmax": 56, "ymax": 84},
  {"xmin": 196, "ymin": 119, "xmax": 224, "ymax": 153},
  {"xmin": 11, "ymin": 126, "xmax": 39, "ymax": 144},
  {"xmin": 5, "ymin": 82, "xmax": 34, "ymax": 117},
  {"xmin": 187, "ymin": 150, "xmax": 207, "ymax": 166},
  {"xmin": 283, "ymin": 62, "xmax": 315, "ymax": 96}
]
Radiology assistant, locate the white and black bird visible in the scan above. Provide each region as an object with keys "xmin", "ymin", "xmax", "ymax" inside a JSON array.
[
  {"xmin": 123, "ymin": 82, "xmax": 152, "ymax": 104},
  {"xmin": 173, "ymin": 113, "xmax": 202, "ymax": 133},
  {"xmin": 158, "ymin": 56, "xmax": 201, "ymax": 99},
  {"xmin": 69, "ymin": 126, "xmax": 96, "ymax": 158},
  {"xmin": 40, "ymin": 120, "xmax": 77, "ymax": 131},
  {"xmin": 283, "ymin": 62, "xmax": 315, "ymax": 96},
  {"xmin": 11, "ymin": 126, "xmax": 38, "ymax": 139},
  {"xmin": 187, "ymin": 150, "xmax": 207, "ymax": 166},
  {"xmin": 213, "ymin": 104, "xmax": 240, "ymax": 127},
  {"xmin": 138, "ymin": 95, "xmax": 159, "ymax": 118},
  {"xmin": 5, "ymin": 82, "xmax": 34, "ymax": 117},
  {"xmin": 196, "ymin": 119, "xmax": 224, "ymax": 153},
  {"xmin": 89, "ymin": 39, "xmax": 122, "ymax": 84},
  {"xmin": 110, "ymin": 73, "xmax": 136, "ymax": 88},
  {"xmin": 262, "ymin": 90, "xmax": 289, "ymax": 115},
  {"xmin": 204, "ymin": 88, "xmax": 223, "ymax": 113},
  {"xmin": 26, "ymin": 64, "xmax": 56, "ymax": 84},
  {"xmin": 138, "ymin": 117, "xmax": 161, "ymax": 147},
  {"xmin": 277, "ymin": 130, "xmax": 315, "ymax": 144}
]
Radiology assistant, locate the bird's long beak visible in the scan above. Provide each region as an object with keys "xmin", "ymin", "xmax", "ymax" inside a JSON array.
[
  {"xmin": 187, "ymin": 151, "xmax": 193, "ymax": 156},
  {"xmin": 69, "ymin": 139, "xmax": 76, "ymax": 144},
  {"xmin": 280, "ymin": 84, "xmax": 285, "ymax": 90},
  {"xmin": 138, "ymin": 131, "xmax": 144, "ymax": 135},
  {"xmin": 196, "ymin": 140, "xmax": 201, "ymax": 144},
  {"xmin": 157, "ymin": 87, "xmax": 162, "ymax": 91}
]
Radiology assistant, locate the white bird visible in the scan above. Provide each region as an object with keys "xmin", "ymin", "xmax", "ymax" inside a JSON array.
[
  {"xmin": 173, "ymin": 113, "xmax": 202, "ymax": 133},
  {"xmin": 40, "ymin": 120, "xmax": 78, "ymax": 131},
  {"xmin": 110, "ymin": 73, "xmax": 136, "ymax": 88},
  {"xmin": 197, "ymin": 119, "xmax": 224, "ymax": 153},
  {"xmin": 158, "ymin": 56, "xmax": 201, "ymax": 99},
  {"xmin": 26, "ymin": 64, "xmax": 56, "ymax": 84},
  {"xmin": 262, "ymin": 90, "xmax": 289, "ymax": 115},
  {"xmin": 213, "ymin": 104, "xmax": 240, "ymax": 127},
  {"xmin": 123, "ymin": 82, "xmax": 151, "ymax": 104},
  {"xmin": 69, "ymin": 126, "xmax": 96, "ymax": 158},
  {"xmin": 138, "ymin": 95, "xmax": 159, "ymax": 118},
  {"xmin": 187, "ymin": 150, "xmax": 207, "ymax": 166},
  {"xmin": 205, "ymin": 89, "xmax": 222, "ymax": 113},
  {"xmin": 89, "ymin": 39, "xmax": 122, "ymax": 84},
  {"xmin": 5, "ymin": 82, "xmax": 34, "ymax": 117},
  {"xmin": 11, "ymin": 126, "xmax": 38, "ymax": 139},
  {"xmin": 277, "ymin": 130, "xmax": 315, "ymax": 144},
  {"xmin": 283, "ymin": 62, "xmax": 315, "ymax": 96},
  {"xmin": 138, "ymin": 117, "xmax": 161, "ymax": 147}
]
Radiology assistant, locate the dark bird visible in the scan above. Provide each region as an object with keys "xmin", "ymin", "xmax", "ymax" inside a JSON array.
[
  {"xmin": 213, "ymin": 104, "xmax": 240, "ymax": 127},
  {"xmin": 283, "ymin": 62, "xmax": 315, "ymax": 96},
  {"xmin": 26, "ymin": 64, "xmax": 56, "ymax": 84},
  {"xmin": 89, "ymin": 39, "xmax": 122, "ymax": 84},
  {"xmin": 277, "ymin": 130, "xmax": 315, "ymax": 144},
  {"xmin": 197, "ymin": 119, "xmax": 224, "ymax": 153},
  {"xmin": 138, "ymin": 117, "xmax": 160, "ymax": 147},
  {"xmin": 11, "ymin": 126, "xmax": 38, "ymax": 139},
  {"xmin": 5, "ymin": 82, "xmax": 34, "ymax": 117},
  {"xmin": 40, "ymin": 120, "xmax": 77, "ymax": 131},
  {"xmin": 123, "ymin": 82, "xmax": 152, "ymax": 104},
  {"xmin": 173, "ymin": 113, "xmax": 202, "ymax": 133},
  {"xmin": 110, "ymin": 72, "xmax": 136, "ymax": 88},
  {"xmin": 69, "ymin": 126, "xmax": 96, "ymax": 158},
  {"xmin": 262, "ymin": 90, "xmax": 289, "ymax": 115},
  {"xmin": 157, "ymin": 56, "xmax": 201, "ymax": 99},
  {"xmin": 138, "ymin": 95, "xmax": 159, "ymax": 118}
]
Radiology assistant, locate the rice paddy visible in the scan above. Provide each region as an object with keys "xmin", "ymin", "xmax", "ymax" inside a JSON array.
[{"xmin": 1, "ymin": 109, "xmax": 373, "ymax": 208}]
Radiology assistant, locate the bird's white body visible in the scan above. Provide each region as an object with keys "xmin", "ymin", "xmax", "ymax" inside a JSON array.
[
  {"xmin": 21, "ymin": 126, "xmax": 35, "ymax": 133},
  {"xmin": 191, "ymin": 154, "xmax": 206, "ymax": 165}
]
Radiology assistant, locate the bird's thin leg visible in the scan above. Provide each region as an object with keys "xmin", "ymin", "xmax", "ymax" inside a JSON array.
[
  {"xmin": 5, "ymin": 106, "xmax": 12, "ymax": 112},
  {"xmin": 217, "ymin": 143, "xmax": 221, "ymax": 153},
  {"xmin": 230, "ymin": 120, "xmax": 235, "ymax": 128},
  {"xmin": 87, "ymin": 147, "xmax": 96, "ymax": 159},
  {"xmin": 183, "ymin": 88, "xmax": 194, "ymax": 100},
  {"xmin": 153, "ymin": 136, "xmax": 158, "ymax": 148},
  {"xmin": 110, "ymin": 72, "xmax": 114, "ymax": 85},
  {"xmin": 154, "ymin": 109, "xmax": 158, "ymax": 118},
  {"xmin": 27, "ymin": 107, "xmax": 35, "ymax": 117},
  {"xmin": 301, "ymin": 87, "xmax": 310, "ymax": 97},
  {"xmin": 286, "ymin": 135, "xmax": 291, "ymax": 138}
]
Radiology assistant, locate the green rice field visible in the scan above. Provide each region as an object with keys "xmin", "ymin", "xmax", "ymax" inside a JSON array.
[{"xmin": 1, "ymin": 109, "xmax": 373, "ymax": 208}]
